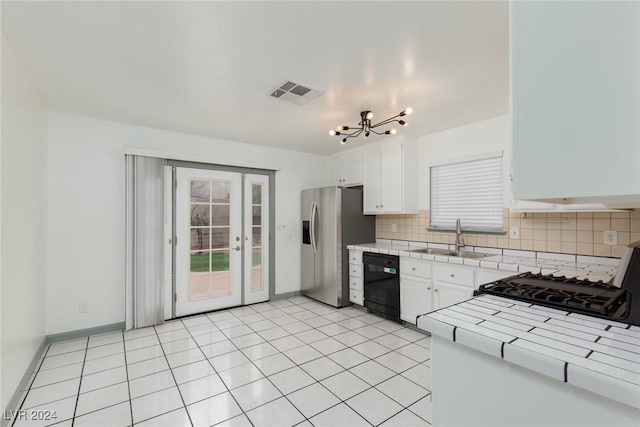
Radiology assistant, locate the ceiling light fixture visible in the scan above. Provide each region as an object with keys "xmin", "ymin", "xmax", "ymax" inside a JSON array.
[{"xmin": 329, "ymin": 107, "xmax": 412, "ymax": 144}]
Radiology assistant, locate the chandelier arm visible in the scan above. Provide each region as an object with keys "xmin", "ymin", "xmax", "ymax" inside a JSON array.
[
  {"xmin": 370, "ymin": 115, "xmax": 402, "ymax": 128},
  {"xmin": 368, "ymin": 128, "xmax": 389, "ymax": 136},
  {"xmin": 351, "ymin": 128, "xmax": 364, "ymax": 138},
  {"xmin": 340, "ymin": 127, "xmax": 365, "ymax": 137}
]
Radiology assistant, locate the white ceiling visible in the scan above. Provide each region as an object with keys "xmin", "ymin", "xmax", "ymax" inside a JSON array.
[{"xmin": 2, "ymin": 1, "xmax": 509, "ymax": 155}]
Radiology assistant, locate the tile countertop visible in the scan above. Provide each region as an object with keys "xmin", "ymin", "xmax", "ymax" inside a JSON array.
[
  {"xmin": 346, "ymin": 240, "xmax": 620, "ymax": 282},
  {"xmin": 416, "ymin": 294, "xmax": 640, "ymax": 410}
]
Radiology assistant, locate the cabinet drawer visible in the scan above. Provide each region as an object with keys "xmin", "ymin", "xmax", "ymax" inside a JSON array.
[
  {"xmin": 401, "ymin": 258, "xmax": 432, "ymax": 279},
  {"xmin": 433, "ymin": 264, "xmax": 474, "ymax": 287},
  {"xmin": 349, "ymin": 264, "xmax": 363, "ymax": 278},
  {"xmin": 349, "ymin": 277, "xmax": 363, "ymax": 292},
  {"xmin": 349, "ymin": 289, "xmax": 363, "ymax": 306},
  {"xmin": 349, "ymin": 250, "xmax": 363, "ymax": 264}
]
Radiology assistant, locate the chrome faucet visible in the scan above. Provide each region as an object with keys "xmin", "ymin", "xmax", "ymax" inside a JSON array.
[{"xmin": 455, "ymin": 218, "xmax": 465, "ymax": 252}]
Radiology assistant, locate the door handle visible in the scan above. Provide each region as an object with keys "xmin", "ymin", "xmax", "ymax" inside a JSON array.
[
  {"xmin": 310, "ymin": 201, "xmax": 319, "ymax": 254},
  {"xmin": 234, "ymin": 246, "xmax": 241, "ymax": 251}
]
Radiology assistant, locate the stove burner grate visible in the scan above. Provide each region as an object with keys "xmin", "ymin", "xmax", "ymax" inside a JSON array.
[{"xmin": 476, "ymin": 273, "xmax": 628, "ymax": 317}]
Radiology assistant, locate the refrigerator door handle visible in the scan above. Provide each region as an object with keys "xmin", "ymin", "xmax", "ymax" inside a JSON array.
[
  {"xmin": 309, "ymin": 202, "xmax": 316, "ymax": 254},
  {"xmin": 310, "ymin": 201, "xmax": 318, "ymax": 254}
]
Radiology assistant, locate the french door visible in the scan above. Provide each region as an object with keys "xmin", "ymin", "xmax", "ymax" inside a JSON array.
[
  {"xmin": 175, "ymin": 168, "xmax": 269, "ymax": 317},
  {"xmin": 244, "ymin": 174, "xmax": 269, "ymax": 305}
]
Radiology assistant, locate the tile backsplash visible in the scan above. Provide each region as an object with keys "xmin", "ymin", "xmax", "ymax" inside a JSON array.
[{"xmin": 375, "ymin": 209, "xmax": 640, "ymax": 258}]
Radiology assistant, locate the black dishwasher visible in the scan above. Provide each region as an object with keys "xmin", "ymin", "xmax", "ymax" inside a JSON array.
[{"xmin": 363, "ymin": 252, "xmax": 401, "ymax": 323}]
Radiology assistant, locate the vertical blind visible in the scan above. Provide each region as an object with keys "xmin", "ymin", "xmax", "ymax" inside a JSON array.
[
  {"xmin": 430, "ymin": 155, "xmax": 503, "ymax": 232},
  {"xmin": 125, "ymin": 155, "xmax": 166, "ymax": 330}
]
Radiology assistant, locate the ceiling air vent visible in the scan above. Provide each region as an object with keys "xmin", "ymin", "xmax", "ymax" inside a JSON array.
[{"xmin": 270, "ymin": 80, "xmax": 324, "ymax": 106}]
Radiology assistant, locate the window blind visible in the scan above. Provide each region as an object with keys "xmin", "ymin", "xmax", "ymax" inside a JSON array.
[{"xmin": 430, "ymin": 155, "xmax": 503, "ymax": 232}]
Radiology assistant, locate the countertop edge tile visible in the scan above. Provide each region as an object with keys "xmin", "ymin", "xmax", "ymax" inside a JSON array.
[
  {"xmin": 463, "ymin": 258, "xmax": 481, "ymax": 267},
  {"xmin": 416, "ymin": 316, "xmax": 454, "ymax": 341},
  {"xmin": 568, "ymin": 364, "xmax": 640, "ymax": 410},
  {"xmin": 503, "ymin": 341, "xmax": 566, "ymax": 382},
  {"xmin": 455, "ymin": 328, "xmax": 503, "ymax": 359}
]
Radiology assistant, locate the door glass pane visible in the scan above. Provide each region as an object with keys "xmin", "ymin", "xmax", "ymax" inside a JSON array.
[
  {"xmin": 212, "ymin": 205, "xmax": 230, "ymax": 226},
  {"xmin": 252, "ymin": 206, "xmax": 262, "ymax": 226},
  {"xmin": 189, "ymin": 252, "xmax": 210, "ymax": 301},
  {"xmin": 251, "ymin": 248, "xmax": 263, "ymax": 291},
  {"xmin": 190, "ymin": 251, "xmax": 210, "ymax": 272},
  {"xmin": 252, "ymin": 226, "xmax": 262, "ymax": 247},
  {"xmin": 211, "ymin": 181, "xmax": 230, "ymax": 203},
  {"xmin": 191, "ymin": 181, "xmax": 210, "ymax": 203},
  {"xmin": 211, "ymin": 251, "xmax": 230, "ymax": 271},
  {"xmin": 191, "ymin": 228, "xmax": 210, "ymax": 251},
  {"xmin": 252, "ymin": 184, "xmax": 262, "ymax": 204},
  {"xmin": 211, "ymin": 228, "xmax": 230, "ymax": 249},
  {"xmin": 191, "ymin": 205, "xmax": 210, "ymax": 226},
  {"xmin": 211, "ymin": 250, "xmax": 231, "ymax": 297}
]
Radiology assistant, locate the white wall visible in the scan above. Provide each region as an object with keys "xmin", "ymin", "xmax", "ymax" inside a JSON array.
[
  {"xmin": 46, "ymin": 113, "xmax": 325, "ymax": 335},
  {"xmin": 417, "ymin": 115, "xmax": 510, "ymax": 210},
  {"xmin": 1, "ymin": 36, "xmax": 48, "ymax": 411}
]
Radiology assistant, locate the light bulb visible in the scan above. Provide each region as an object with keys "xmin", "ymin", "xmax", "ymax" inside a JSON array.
[
  {"xmin": 365, "ymin": 111, "xmax": 374, "ymax": 120},
  {"xmin": 390, "ymin": 128, "xmax": 397, "ymax": 135},
  {"xmin": 341, "ymin": 138, "xmax": 347, "ymax": 144},
  {"xmin": 329, "ymin": 130, "xmax": 336, "ymax": 136},
  {"xmin": 404, "ymin": 107, "xmax": 413, "ymax": 115}
]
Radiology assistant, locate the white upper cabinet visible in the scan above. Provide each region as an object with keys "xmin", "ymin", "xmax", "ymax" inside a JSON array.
[
  {"xmin": 326, "ymin": 149, "xmax": 363, "ymax": 187},
  {"xmin": 511, "ymin": 1, "xmax": 640, "ymax": 205},
  {"xmin": 363, "ymin": 147, "xmax": 381, "ymax": 212},
  {"xmin": 362, "ymin": 136, "xmax": 417, "ymax": 214}
]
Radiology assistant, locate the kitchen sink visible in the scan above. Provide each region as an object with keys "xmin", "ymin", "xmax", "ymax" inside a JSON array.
[
  {"xmin": 407, "ymin": 247, "xmax": 454, "ymax": 255},
  {"xmin": 408, "ymin": 247, "xmax": 492, "ymax": 259},
  {"xmin": 448, "ymin": 251, "xmax": 492, "ymax": 259}
]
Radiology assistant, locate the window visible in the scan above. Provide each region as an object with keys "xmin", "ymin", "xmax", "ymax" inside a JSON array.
[{"xmin": 430, "ymin": 153, "xmax": 503, "ymax": 233}]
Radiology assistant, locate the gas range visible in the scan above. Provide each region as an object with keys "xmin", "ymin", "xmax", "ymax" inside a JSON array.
[
  {"xmin": 476, "ymin": 273, "xmax": 627, "ymax": 318},
  {"xmin": 475, "ymin": 243, "xmax": 640, "ymax": 327}
]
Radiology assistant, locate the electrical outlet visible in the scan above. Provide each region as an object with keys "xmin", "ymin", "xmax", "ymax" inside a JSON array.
[
  {"xmin": 604, "ymin": 230, "xmax": 617, "ymax": 246},
  {"xmin": 391, "ymin": 223, "xmax": 397, "ymax": 233},
  {"xmin": 509, "ymin": 226, "xmax": 520, "ymax": 240},
  {"xmin": 78, "ymin": 302, "xmax": 88, "ymax": 314}
]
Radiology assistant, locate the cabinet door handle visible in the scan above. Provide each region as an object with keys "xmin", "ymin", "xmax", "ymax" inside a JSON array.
[
  {"xmin": 427, "ymin": 287, "xmax": 431, "ymax": 290},
  {"xmin": 434, "ymin": 288, "xmax": 439, "ymax": 292},
  {"xmin": 450, "ymin": 274, "xmax": 455, "ymax": 278},
  {"xmin": 376, "ymin": 205, "xmax": 379, "ymax": 208},
  {"xmin": 412, "ymin": 267, "xmax": 416, "ymax": 271}
]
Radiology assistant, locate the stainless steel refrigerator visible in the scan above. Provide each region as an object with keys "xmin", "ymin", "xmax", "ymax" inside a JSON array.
[{"xmin": 301, "ymin": 186, "xmax": 376, "ymax": 307}]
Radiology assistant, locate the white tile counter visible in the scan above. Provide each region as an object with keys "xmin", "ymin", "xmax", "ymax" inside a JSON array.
[
  {"xmin": 417, "ymin": 294, "xmax": 640, "ymax": 410},
  {"xmin": 347, "ymin": 240, "xmax": 619, "ymax": 282}
]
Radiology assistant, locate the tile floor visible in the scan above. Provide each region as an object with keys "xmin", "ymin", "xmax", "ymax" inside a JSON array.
[{"xmin": 12, "ymin": 296, "xmax": 432, "ymax": 427}]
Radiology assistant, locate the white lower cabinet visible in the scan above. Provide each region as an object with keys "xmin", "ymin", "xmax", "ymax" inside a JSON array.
[
  {"xmin": 400, "ymin": 276, "xmax": 433, "ymax": 324},
  {"xmin": 431, "ymin": 264, "xmax": 476, "ymax": 312},
  {"xmin": 349, "ymin": 250, "xmax": 364, "ymax": 306},
  {"xmin": 400, "ymin": 257, "xmax": 434, "ymax": 324},
  {"xmin": 400, "ymin": 256, "xmax": 512, "ymax": 324},
  {"xmin": 399, "ymin": 254, "xmax": 521, "ymax": 323},
  {"xmin": 433, "ymin": 281, "xmax": 475, "ymax": 310}
]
